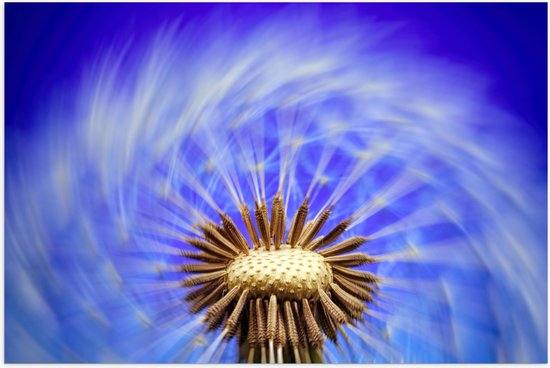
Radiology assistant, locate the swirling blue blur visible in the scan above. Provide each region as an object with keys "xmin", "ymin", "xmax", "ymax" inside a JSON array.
[{"xmin": 5, "ymin": 3, "xmax": 547, "ymax": 363}]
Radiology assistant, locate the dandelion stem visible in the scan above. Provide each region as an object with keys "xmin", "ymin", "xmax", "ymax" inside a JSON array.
[
  {"xmin": 269, "ymin": 340, "xmax": 275, "ymax": 363},
  {"xmin": 277, "ymin": 346, "xmax": 284, "ymax": 364},
  {"xmin": 247, "ymin": 347, "xmax": 255, "ymax": 363}
]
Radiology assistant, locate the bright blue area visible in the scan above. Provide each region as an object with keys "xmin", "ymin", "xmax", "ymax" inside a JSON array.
[{"xmin": 6, "ymin": 3, "xmax": 547, "ymax": 136}]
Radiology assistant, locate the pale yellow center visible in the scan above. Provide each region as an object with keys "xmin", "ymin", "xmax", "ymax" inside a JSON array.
[{"xmin": 226, "ymin": 244, "xmax": 333, "ymax": 300}]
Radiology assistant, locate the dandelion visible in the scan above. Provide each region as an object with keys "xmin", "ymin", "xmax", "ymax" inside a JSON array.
[
  {"xmin": 5, "ymin": 4, "xmax": 546, "ymax": 364},
  {"xmin": 181, "ymin": 195, "xmax": 376, "ymax": 363}
]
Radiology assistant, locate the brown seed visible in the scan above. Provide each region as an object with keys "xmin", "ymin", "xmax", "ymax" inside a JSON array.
[
  {"xmin": 290, "ymin": 197, "xmax": 309, "ymax": 247},
  {"xmin": 318, "ymin": 236, "xmax": 369, "ymax": 257},
  {"xmin": 241, "ymin": 204, "xmax": 261, "ymax": 249},
  {"xmin": 180, "ymin": 263, "xmax": 226, "ymax": 273},
  {"xmin": 302, "ymin": 299, "xmax": 323, "ymax": 347},
  {"xmin": 318, "ymin": 288, "xmax": 348, "ymax": 324},
  {"xmin": 330, "ymin": 282, "xmax": 366, "ymax": 312},
  {"xmin": 248, "ymin": 299, "xmax": 258, "ymax": 345},
  {"xmin": 324, "ymin": 252, "xmax": 377, "ymax": 267},
  {"xmin": 184, "ymin": 238, "xmax": 235, "ymax": 260},
  {"xmin": 184, "ymin": 278, "xmax": 222, "ymax": 302},
  {"xmin": 302, "ymin": 205, "xmax": 333, "ymax": 248},
  {"xmin": 276, "ymin": 304, "xmax": 287, "ymax": 348},
  {"xmin": 181, "ymin": 270, "xmax": 227, "ymax": 287},
  {"xmin": 333, "ymin": 273, "xmax": 375, "ymax": 301},
  {"xmin": 270, "ymin": 195, "xmax": 282, "ymax": 236},
  {"xmin": 255, "ymin": 201, "xmax": 271, "ymax": 250},
  {"xmin": 332, "ymin": 265, "xmax": 380, "ymax": 284},
  {"xmin": 283, "ymin": 300, "xmax": 299, "ymax": 348},
  {"xmin": 292, "ymin": 301, "xmax": 307, "ymax": 348},
  {"xmin": 205, "ymin": 286, "xmax": 241, "ymax": 329},
  {"xmin": 297, "ymin": 220, "xmax": 313, "ymax": 246},
  {"xmin": 220, "ymin": 213, "xmax": 250, "ymax": 255},
  {"xmin": 266, "ymin": 294, "xmax": 278, "ymax": 341},
  {"xmin": 225, "ymin": 289, "xmax": 250, "ymax": 338},
  {"xmin": 313, "ymin": 218, "xmax": 351, "ymax": 250},
  {"xmin": 256, "ymin": 298, "xmax": 267, "ymax": 345},
  {"xmin": 180, "ymin": 250, "xmax": 226, "ymax": 264},
  {"xmin": 275, "ymin": 204, "xmax": 286, "ymax": 250},
  {"xmin": 201, "ymin": 224, "xmax": 240, "ymax": 255},
  {"xmin": 191, "ymin": 282, "xmax": 226, "ymax": 313},
  {"xmin": 317, "ymin": 300, "xmax": 337, "ymax": 342}
]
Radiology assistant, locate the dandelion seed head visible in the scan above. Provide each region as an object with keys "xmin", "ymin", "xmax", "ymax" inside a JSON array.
[
  {"xmin": 6, "ymin": 3, "xmax": 546, "ymax": 364},
  {"xmin": 227, "ymin": 245, "xmax": 333, "ymax": 300}
]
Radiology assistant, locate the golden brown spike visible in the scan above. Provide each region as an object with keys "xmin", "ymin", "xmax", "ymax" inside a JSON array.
[
  {"xmin": 225, "ymin": 289, "xmax": 250, "ymax": 338},
  {"xmin": 292, "ymin": 301, "xmax": 307, "ymax": 349},
  {"xmin": 318, "ymin": 288, "xmax": 348, "ymax": 324},
  {"xmin": 180, "ymin": 250, "xmax": 226, "ymax": 264},
  {"xmin": 313, "ymin": 298, "xmax": 319, "ymax": 319},
  {"xmin": 255, "ymin": 298, "xmax": 267, "ymax": 345},
  {"xmin": 184, "ymin": 238, "xmax": 235, "ymax": 260},
  {"xmin": 333, "ymin": 297, "xmax": 364, "ymax": 320},
  {"xmin": 240, "ymin": 204, "xmax": 261, "ymax": 249},
  {"xmin": 190, "ymin": 282, "xmax": 225, "ymax": 313},
  {"xmin": 205, "ymin": 286, "xmax": 241, "ymax": 329},
  {"xmin": 318, "ymin": 236, "xmax": 369, "ymax": 257},
  {"xmin": 313, "ymin": 218, "xmax": 352, "ymax": 250},
  {"xmin": 180, "ymin": 263, "xmax": 226, "ymax": 273},
  {"xmin": 297, "ymin": 220, "xmax": 313, "ymax": 246},
  {"xmin": 271, "ymin": 195, "xmax": 285, "ymax": 249},
  {"xmin": 333, "ymin": 273, "xmax": 375, "ymax": 301},
  {"xmin": 209, "ymin": 311, "xmax": 229, "ymax": 332},
  {"xmin": 185, "ymin": 278, "xmax": 222, "ymax": 302},
  {"xmin": 261, "ymin": 201, "xmax": 271, "ymax": 240},
  {"xmin": 324, "ymin": 252, "xmax": 377, "ymax": 267},
  {"xmin": 302, "ymin": 299, "xmax": 324, "ymax": 347},
  {"xmin": 270, "ymin": 195, "xmax": 282, "ymax": 235},
  {"xmin": 290, "ymin": 197, "xmax": 309, "ymax": 247},
  {"xmin": 286, "ymin": 211, "xmax": 296, "ymax": 244},
  {"xmin": 214, "ymin": 224, "xmax": 229, "ymax": 240},
  {"xmin": 307, "ymin": 236, "xmax": 324, "ymax": 251},
  {"xmin": 332, "ymin": 265, "xmax": 380, "ymax": 284},
  {"xmin": 283, "ymin": 301, "xmax": 299, "ymax": 348},
  {"xmin": 235, "ymin": 318, "xmax": 243, "ymax": 345},
  {"xmin": 255, "ymin": 201, "xmax": 271, "ymax": 250},
  {"xmin": 302, "ymin": 205, "xmax": 333, "ymax": 247},
  {"xmin": 276, "ymin": 304, "xmax": 287, "ymax": 348},
  {"xmin": 181, "ymin": 270, "xmax": 226, "ymax": 287},
  {"xmin": 275, "ymin": 311, "xmax": 285, "ymax": 364},
  {"xmin": 266, "ymin": 295, "xmax": 278, "ymax": 341},
  {"xmin": 220, "ymin": 213, "xmax": 250, "ymax": 255},
  {"xmin": 330, "ymin": 283, "xmax": 366, "ymax": 312},
  {"xmin": 283, "ymin": 301, "xmax": 301, "ymax": 363},
  {"xmin": 248, "ymin": 299, "xmax": 258, "ymax": 346},
  {"xmin": 318, "ymin": 300, "xmax": 337, "ymax": 343},
  {"xmin": 256, "ymin": 298, "xmax": 267, "ymax": 363},
  {"xmin": 275, "ymin": 201, "xmax": 286, "ymax": 249},
  {"xmin": 201, "ymin": 224, "xmax": 240, "ymax": 255}
]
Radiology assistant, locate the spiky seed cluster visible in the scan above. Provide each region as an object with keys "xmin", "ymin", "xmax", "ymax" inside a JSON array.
[{"xmin": 181, "ymin": 195, "xmax": 379, "ymax": 363}]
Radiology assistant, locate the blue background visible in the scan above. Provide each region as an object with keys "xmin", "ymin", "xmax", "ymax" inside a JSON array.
[{"xmin": 6, "ymin": 3, "xmax": 547, "ymax": 138}]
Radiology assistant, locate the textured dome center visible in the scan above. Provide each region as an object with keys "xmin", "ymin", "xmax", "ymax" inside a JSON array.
[{"xmin": 226, "ymin": 244, "xmax": 333, "ymax": 300}]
